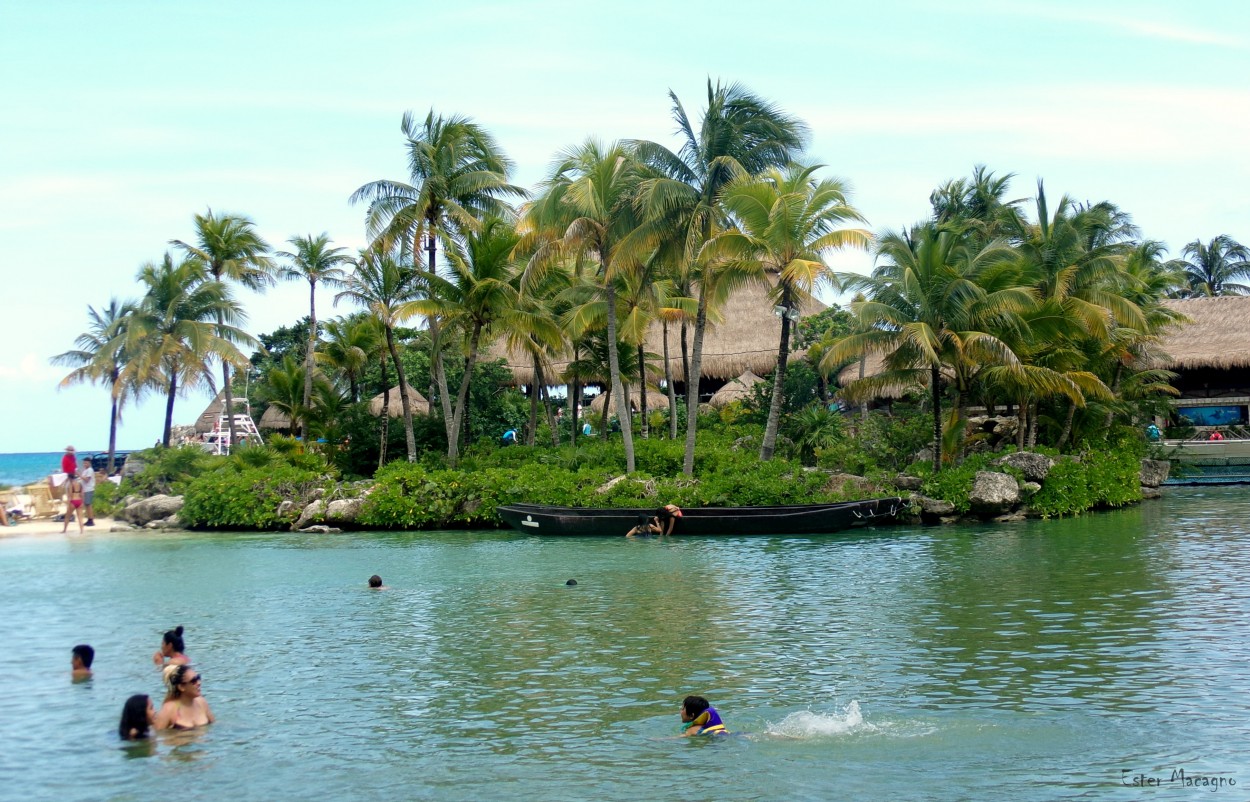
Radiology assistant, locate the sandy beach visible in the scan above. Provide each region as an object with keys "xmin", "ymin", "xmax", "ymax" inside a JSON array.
[{"xmin": 0, "ymin": 516, "xmax": 122, "ymax": 539}]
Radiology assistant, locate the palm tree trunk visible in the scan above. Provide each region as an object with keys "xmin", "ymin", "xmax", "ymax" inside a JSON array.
[
  {"xmin": 930, "ymin": 365, "xmax": 942, "ymax": 472},
  {"xmin": 680, "ymin": 322, "xmax": 690, "ymax": 400},
  {"xmin": 1056, "ymin": 402, "xmax": 1077, "ymax": 451},
  {"xmin": 760, "ymin": 312, "xmax": 793, "ymax": 461},
  {"xmin": 527, "ymin": 380, "xmax": 539, "ymax": 446},
  {"xmin": 386, "ymin": 327, "xmax": 416, "ymax": 462},
  {"xmin": 682, "ymin": 291, "xmax": 710, "ymax": 476},
  {"xmin": 540, "ymin": 368, "xmax": 559, "ymax": 447},
  {"xmin": 604, "ymin": 280, "xmax": 635, "ymax": 472},
  {"xmin": 163, "ymin": 370, "xmax": 178, "ymax": 448},
  {"xmin": 378, "ymin": 352, "xmax": 390, "ymax": 468},
  {"xmin": 1103, "ymin": 363, "xmax": 1124, "ymax": 429},
  {"xmin": 425, "ymin": 232, "xmax": 454, "ymax": 439},
  {"xmin": 1027, "ymin": 402, "xmax": 1038, "ymax": 448},
  {"xmin": 859, "ymin": 355, "xmax": 868, "ymax": 422},
  {"xmin": 303, "ymin": 281, "xmax": 317, "ymax": 440},
  {"xmin": 663, "ymin": 321, "xmax": 677, "ymax": 440},
  {"xmin": 107, "ymin": 373, "xmax": 120, "ymax": 473},
  {"xmin": 219, "ymin": 309, "xmax": 238, "ymax": 454},
  {"xmin": 637, "ymin": 343, "xmax": 649, "ymax": 439},
  {"xmin": 1016, "ymin": 399, "xmax": 1027, "ymax": 450},
  {"xmin": 570, "ymin": 343, "xmax": 581, "ymax": 447},
  {"xmin": 447, "ymin": 323, "xmax": 481, "ymax": 466}
]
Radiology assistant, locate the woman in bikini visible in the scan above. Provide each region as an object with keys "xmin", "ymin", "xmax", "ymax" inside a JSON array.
[
  {"xmin": 154, "ymin": 665, "xmax": 215, "ymax": 731},
  {"xmin": 153, "ymin": 626, "xmax": 190, "ymax": 668},
  {"xmin": 61, "ymin": 474, "xmax": 85, "ymax": 534}
]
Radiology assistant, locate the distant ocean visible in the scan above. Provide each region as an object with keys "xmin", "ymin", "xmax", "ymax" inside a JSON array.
[{"xmin": 0, "ymin": 452, "xmax": 74, "ymax": 488}]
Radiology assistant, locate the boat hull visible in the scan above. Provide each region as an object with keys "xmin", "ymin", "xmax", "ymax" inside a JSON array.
[{"xmin": 496, "ymin": 499, "xmax": 905, "ymax": 537}]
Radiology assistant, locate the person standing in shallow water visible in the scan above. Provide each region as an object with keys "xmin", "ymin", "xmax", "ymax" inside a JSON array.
[
  {"xmin": 154, "ymin": 665, "xmax": 214, "ymax": 730},
  {"xmin": 153, "ymin": 626, "xmax": 189, "ymax": 667},
  {"xmin": 71, "ymin": 644, "xmax": 94, "ymax": 680}
]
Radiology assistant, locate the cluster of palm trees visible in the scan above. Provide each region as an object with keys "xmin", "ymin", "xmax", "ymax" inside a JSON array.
[
  {"xmin": 54, "ymin": 80, "xmax": 1250, "ymax": 477},
  {"xmin": 824, "ymin": 168, "xmax": 1249, "ymax": 470}
]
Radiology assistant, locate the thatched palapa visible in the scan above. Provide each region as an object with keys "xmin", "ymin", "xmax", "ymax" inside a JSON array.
[
  {"xmin": 1154, "ymin": 296, "xmax": 1250, "ymax": 370},
  {"xmin": 369, "ymin": 384, "xmax": 430, "ymax": 418},
  {"xmin": 588, "ymin": 388, "xmax": 670, "ymax": 416},
  {"xmin": 708, "ymin": 371, "xmax": 765, "ymax": 408},
  {"xmin": 487, "ymin": 280, "xmax": 826, "ymax": 385},
  {"xmin": 257, "ymin": 406, "xmax": 293, "ymax": 431}
]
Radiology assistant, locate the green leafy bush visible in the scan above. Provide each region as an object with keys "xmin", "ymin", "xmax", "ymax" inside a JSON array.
[{"xmin": 181, "ymin": 466, "xmax": 329, "ymax": 530}]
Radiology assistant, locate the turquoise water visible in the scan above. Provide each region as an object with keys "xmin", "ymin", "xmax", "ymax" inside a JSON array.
[
  {"xmin": 0, "ymin": 451, "xmax": 65, "ymax": 487},
  {"xmin": 2, "ymin": 487, "xmax": 1248, "ymax": 800}
]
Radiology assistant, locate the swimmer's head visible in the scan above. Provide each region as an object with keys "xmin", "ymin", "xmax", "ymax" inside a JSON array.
[
  {"xmin": 162, "ymin": 626, "xmax": 185, "ymax": 654},
  {"xmin": 681, "ymin": 695, "xmax": 709, "ymax": 722},
  {"xmin": 119, "ymin": 694, "xmax": 153, "ymax": 740},
  {"xmin": 72, "ymin": 644, "xmax": 94, "ymax": 669},
  {"xmin": 636, "ymin": 514, "xmax": 651, "ymax": 527},
  {"xmin": 368, "ymin": 575, "xmax": 382, "ymax": 588}
]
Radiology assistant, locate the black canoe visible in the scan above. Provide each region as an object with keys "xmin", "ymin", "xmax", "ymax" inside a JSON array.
[{"xmin": 496, "ymin": 498, "xmax": 905, "ymax": 537}]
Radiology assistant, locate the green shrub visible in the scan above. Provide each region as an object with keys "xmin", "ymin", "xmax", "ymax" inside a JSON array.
[
  {"xmin": 181, "ymin": 466, "xmax": 329, "ymax": 530},
  {"xmin": 122, "ymin": 446, "xmax": 215, "ymax": 497}
]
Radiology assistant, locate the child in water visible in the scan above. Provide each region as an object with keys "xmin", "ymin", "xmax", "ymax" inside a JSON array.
[{"xmin": 680, "ymin": 695, "xmax": 728, "ymax": 736}]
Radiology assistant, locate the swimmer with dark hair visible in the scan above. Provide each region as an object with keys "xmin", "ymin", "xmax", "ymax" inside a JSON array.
[
  {"xmin": 71, "ymin": 644, "xmax": 94, "ymax": 680},
  {"xmin": 368, "ymin": 575, "xmax": 385, "ymax": 589},
  {"xmin": 680, "ymin": 695, "xmax": 728, "ymax": 736},
  {"xmin": 152, "ymin": 626, "xmax": 189, "ymax": 667},
  {"xmin": 119, "ymin": 694, "xmax": 155, "ymax": 740},
  {"xmin": 626, "ymin": 514, "xmax": 662, "ymax": 538}
]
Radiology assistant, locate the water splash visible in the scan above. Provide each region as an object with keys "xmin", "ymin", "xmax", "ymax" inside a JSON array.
[{"xmin": 765, "ymin": 700, "xmax": 874, "ymax": 738}]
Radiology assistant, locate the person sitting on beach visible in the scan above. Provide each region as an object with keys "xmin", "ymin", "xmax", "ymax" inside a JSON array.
[
  {"xmin": 119, "ymin": 694, "xmax": 155, "ymax": 740},
  {"xmin": 152, "ymin": 626, "xmax": 189, "ymax": 667},
  {"xmin": 679, "ymin": 695, "xmax": 728, "ymax": 736},
  {"xmin": 71, "ymin": 644, "xmax": 94, "ymax": 680},
  {"xmin": 626, "ymin": 514, "xmax": 663, "ymax": 538},
  {"xmin": 61, "ymin": 474, "xmax": 85, "ymax": 534},
  {"xmin": 154, "ymin": 665, "xmax": 214, "ymax": 731},
  {"xmin": 656, "ymin": 504, "xmax": 682, "ymax": 535}
]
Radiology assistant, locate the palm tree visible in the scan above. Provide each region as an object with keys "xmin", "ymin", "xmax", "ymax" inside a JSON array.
[
  {"xmin": 171, "ymin": 210, "xmax": 273, "ymax": 452},
  {"xmin": 631, "ymin": 80, "xmax": 808, "ymax": 475},
  {"xmin": 275, "ymin": 233, "xmax": 353, "ymax": 436},
  {"xmin": 335, "ymin": 253, "xmax": 423, "ymax": 461},
  {"xmin": 121, "ymin": 254, "xmax": 256, "ymax": 446},
  {"xmin": 263, "ymin": 355, "xmax": 309, "ymax": 434},
  {"xmin": 713, "ymin": 163, "xmax": 870, "ymax": 459},
  {"xmin": 525, "ymin": 140, "xmax": 649, "ymax": 472},
  {"xmin": 350, "ymin": 109, "xmax": 526, "ymax": 435},
  {"xmin": 318, "ymin": 314, "xmax": 380, "ymax": 403},
  {"xmin": 1174, "ymin": 235, "xmax": 1250, "ymax": 297},
  {"xmin": 51, "ymin": 299, "xmax": 137, "ymax": 472}
]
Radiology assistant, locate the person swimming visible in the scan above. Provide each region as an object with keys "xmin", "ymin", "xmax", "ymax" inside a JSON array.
[
  {"xmin": 626, "ymin": 514, "xmax": 662, "ymax": 538},
  {"xmin": 680, "ymin": 695, "xmax": 728, "ymax": 736},
  {"xmin": 154, "ymin": 665, "xmax": 214, "ymax": 731},
  {"xmin": 119, "ymin": 694, "xmax": 155, "ymax": 740},
  {"xmin": 152, "ymin": 626, "xmax": 189, "ymax": 667}
]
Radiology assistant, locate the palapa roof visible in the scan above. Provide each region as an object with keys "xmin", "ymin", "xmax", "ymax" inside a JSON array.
[
  {"xmin": 368, "ymin": 384, "xmax": 431, "ymax": 418},
  {"xmin": 708, "ymin": 370, "xmax": 765, "ymax": 408},
  {"xmin": 587, "ymin": 388, "xmax": 671, "ymax": 416},
  {"xmin": 487, "ymin": 280, "xmax": 826, "ymax": 385},
  {"xmin": 257, "ymin": 406, "xmax": 293, "ymax": 430},
  {"xmin": 190, "ymin": 389, "xmax": 252, "ymax": 433},
  {"xmin": 1154, "ymin": 296, "xmax": 1250, "ymax": 370}
]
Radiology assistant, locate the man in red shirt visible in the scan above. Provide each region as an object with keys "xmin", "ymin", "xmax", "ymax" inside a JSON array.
[{"xmin": 61, "ymin": 446, "xmax": 77, "ymax": 475}]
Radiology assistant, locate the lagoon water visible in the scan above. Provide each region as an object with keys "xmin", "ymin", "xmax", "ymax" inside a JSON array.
[{"xmin": 2, "ymin": 487, "xmax": 1248, "ymax": 800}]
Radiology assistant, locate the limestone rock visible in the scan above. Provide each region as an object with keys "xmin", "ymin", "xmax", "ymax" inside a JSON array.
[
  {"xmin": 109, "ymin": 523, "xmax": 135, "ymax": 532},
  {"xmin": 299, "ymin": 525, "xmax": 342, "ymax": 534},
  {"xmin": 294, "ymin": 500, "xmax": 327, "ymax": 530},
  {"xmin": 595, "ymin": 476, "xmax": 629, "ymax": 494},
  {"xmin": 993, "ymin": 452, "xmax": 1054, "ymax": 482},
  {"xmin": 1018, "ymin": 481, "xmax": 1042, "ymax": 498},
  {"xmin": 823, "ymin": 473, "xmax": 876, "ymax": 496},
  {"xmin": 323, "ymin": 498, "xmax": 364, "ymax": 526},
  {"xmin": 120, "ymin": 458, "xmax": 146, "ymax": 481},
  {"xmin": 993, "ymin": 511, "xmax": 1027, "ymax": 523},
  {"xmin": 1140, "ymin": 459, "xmax": 1170, "ymax": 488},
  {"xmin": 969, "ymin": 471, "xmax": 1020, "ymax": 518},
  {"xmin": 276, "ymin": 500, "xmax": 295, "ymax": 519},
  {"xmin": 894, "ymin": 474, "xmax": 923, "ymax": 491},
  {"xmin": 1141, "ymin": 486, "xmax": 1164, "ymax": 499},
  {"xmin": 121, "ymin": 494, "xmax": 184, "ymax": 526}
]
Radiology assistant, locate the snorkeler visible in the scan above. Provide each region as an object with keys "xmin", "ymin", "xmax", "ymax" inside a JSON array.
[{"xmin": 680, "ymin": 695, "xmax": 728, "ymax": 736}]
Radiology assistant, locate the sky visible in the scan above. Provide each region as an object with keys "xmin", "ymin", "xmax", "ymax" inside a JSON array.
[{"xmin": 1, "ymin": 0, "xmax": 1246, "ymax": 454}]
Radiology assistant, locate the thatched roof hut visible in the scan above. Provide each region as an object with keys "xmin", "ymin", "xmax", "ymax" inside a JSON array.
[
  {"xmin": 487, "ymin": 280, "xmax": 826, "ymax": 385},
  {"xmin": 1154, "ymin": 296, "xmax": 1250, "ymax": 369},
  {"xmin": 368, "ymin": 384, "xmax": 431, "ymax": 418},
  {"xmin": 588, "ymin": 388, "xmax": 670, "ymax": 416},
  {"xmin": 258, "ymin": 406, "xmax": 293, "ymax": 431},
  {"xmin": 190, "ymin": 390, "xmax": 246, "ymax": 434},
  {"xmin": 708, "ymin": 371, "xmax": 765, "ymax": 408}
]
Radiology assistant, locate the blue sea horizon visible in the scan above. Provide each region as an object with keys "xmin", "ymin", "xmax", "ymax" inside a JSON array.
[{"xmin": 0, "ymin": 451, "xmax": 103, "ymax": 487}]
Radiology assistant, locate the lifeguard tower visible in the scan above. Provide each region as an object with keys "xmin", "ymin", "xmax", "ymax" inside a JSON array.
[{"xmin": 203, "ymin": 396, "xmax": 264, "ymax": 455}]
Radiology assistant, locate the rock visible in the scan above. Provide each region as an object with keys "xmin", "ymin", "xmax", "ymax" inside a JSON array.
[
  {"xmin": 1018, "ymin": 481, "xmax": 1042, "ymax": 498},
  {"xmin": 893, "ymin": 474, "xmax": 923, "ymax": 491},
  {"xmin": 276, "ymin": 500, "xmax": 295, "ymax": 518},
  {"xmin": 1141, "ymin": 486, "xmax": 1164, "ymax": 500},
  {"xmin": 461, "ymin": 498, "xmax": 482, "ymax": 518},
  {"xmin": 298, "ymin": 525, "xmax": 342, "ymax": 534},
  {"xmin": 916, "ymin": 495, "xmax": 956, "ymax": 516},
  {"xmin": 993, "ymin": 511, "xmax": 1027, "ymax": 523},
  {"xmin": 120, "ymin": 494, "xmax": 184, "ymax": 526},
  {"xmin": 1140, "ymin": 459, "xmax": 1170, "ymax": 488},
  {"xmin": 993, "ymin": 452, "xmax": 1054, "ymax": 482},
  {"xmin": 914, "ymin": 447, "xmax": 935, "ymax": 465},
  {"xmin": 294, "ymin": 500, "xmax": 327, "ymax": 530},
  {"xmin": 324, "ymin": 498, "xmax": 364, "ymax": 526},
  {"xmin": 991, "ymin": 418, "xmax": 1020, "ymax": 438},
  {"xmin": 969, "ymin": 471, "xmax": 1020, "ymax": 518},
  {"xmin": 823, "ymin": 473, "xmax": 877, "ymax": 496},
  {"xmin": 120, "ymin": 458, "xmax": 146, "ymax": 481},
  {"xmin": 109, "ymin": 523, "xmax": 135, "ymax": 532},
  {"xmin": 596, "ymin": 476, "xmax": 629, "ymax": 495}
]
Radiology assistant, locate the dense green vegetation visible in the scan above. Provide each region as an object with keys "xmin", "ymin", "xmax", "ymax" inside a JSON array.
[{"xmin": 54, "ymin": 79, "xmax": 1236, "ymax": 530}]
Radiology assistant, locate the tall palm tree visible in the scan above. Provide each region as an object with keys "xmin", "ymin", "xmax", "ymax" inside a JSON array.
[
  {"xmin": 171, "ymin": 210, "xmax": 273, "ymax": 452},
  {"xmin": 121, "ymin": 254, "xmax": 256, "ymax": 446},
  {"xmin": 525, "ymin": 140, "xmax": 649, "ymax": 472},
  {"xmin": 350, "ymin": 109, "xmax": 526, "ymax": 435},
  {"xmin": 631, "ymin": 80, "xmax": 808, "ymax": 475},
  {"xmin": 713, "ymin": 163, "xmax": 870, "ymax": 459},
  {"xmin": 51, "ymin": 299, "xmax": 137, "ymax": 472},
  {"xmin": 335, "ymin": 253, "xmax": 423, "ymax": 461},
  {"xmin": 1174, "ymin": 235, "xmax": 1250, "ymax": 297},
  {"xmin": 276, "ymin": 233, "xmax": 353, "ymax": 436},
  {"xmin": 318, "ymin": 314, "xmax": 380, "ymax": 403}
]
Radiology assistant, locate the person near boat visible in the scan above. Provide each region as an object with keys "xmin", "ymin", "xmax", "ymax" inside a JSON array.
[
  {"xmin": 680, "ymin": 695, "xmax": 728, "ymax": 736},
  {"xmin": 626, "ymin": 514, "xmax": 662, "ymax": 538},
  {"xmin": 656, "ymin": 504, "xmax": 682, "ymax": 535}
]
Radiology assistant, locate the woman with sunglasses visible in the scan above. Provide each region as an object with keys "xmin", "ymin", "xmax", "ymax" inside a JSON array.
[{"xmin": 154, "ymin": 665, "xmax": 215, "ymax": 731}]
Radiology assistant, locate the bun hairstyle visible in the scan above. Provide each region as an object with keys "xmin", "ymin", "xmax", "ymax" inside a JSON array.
[{"xmin": 163, "ymin": 626, "xmax": 185, "ymax": 653}]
